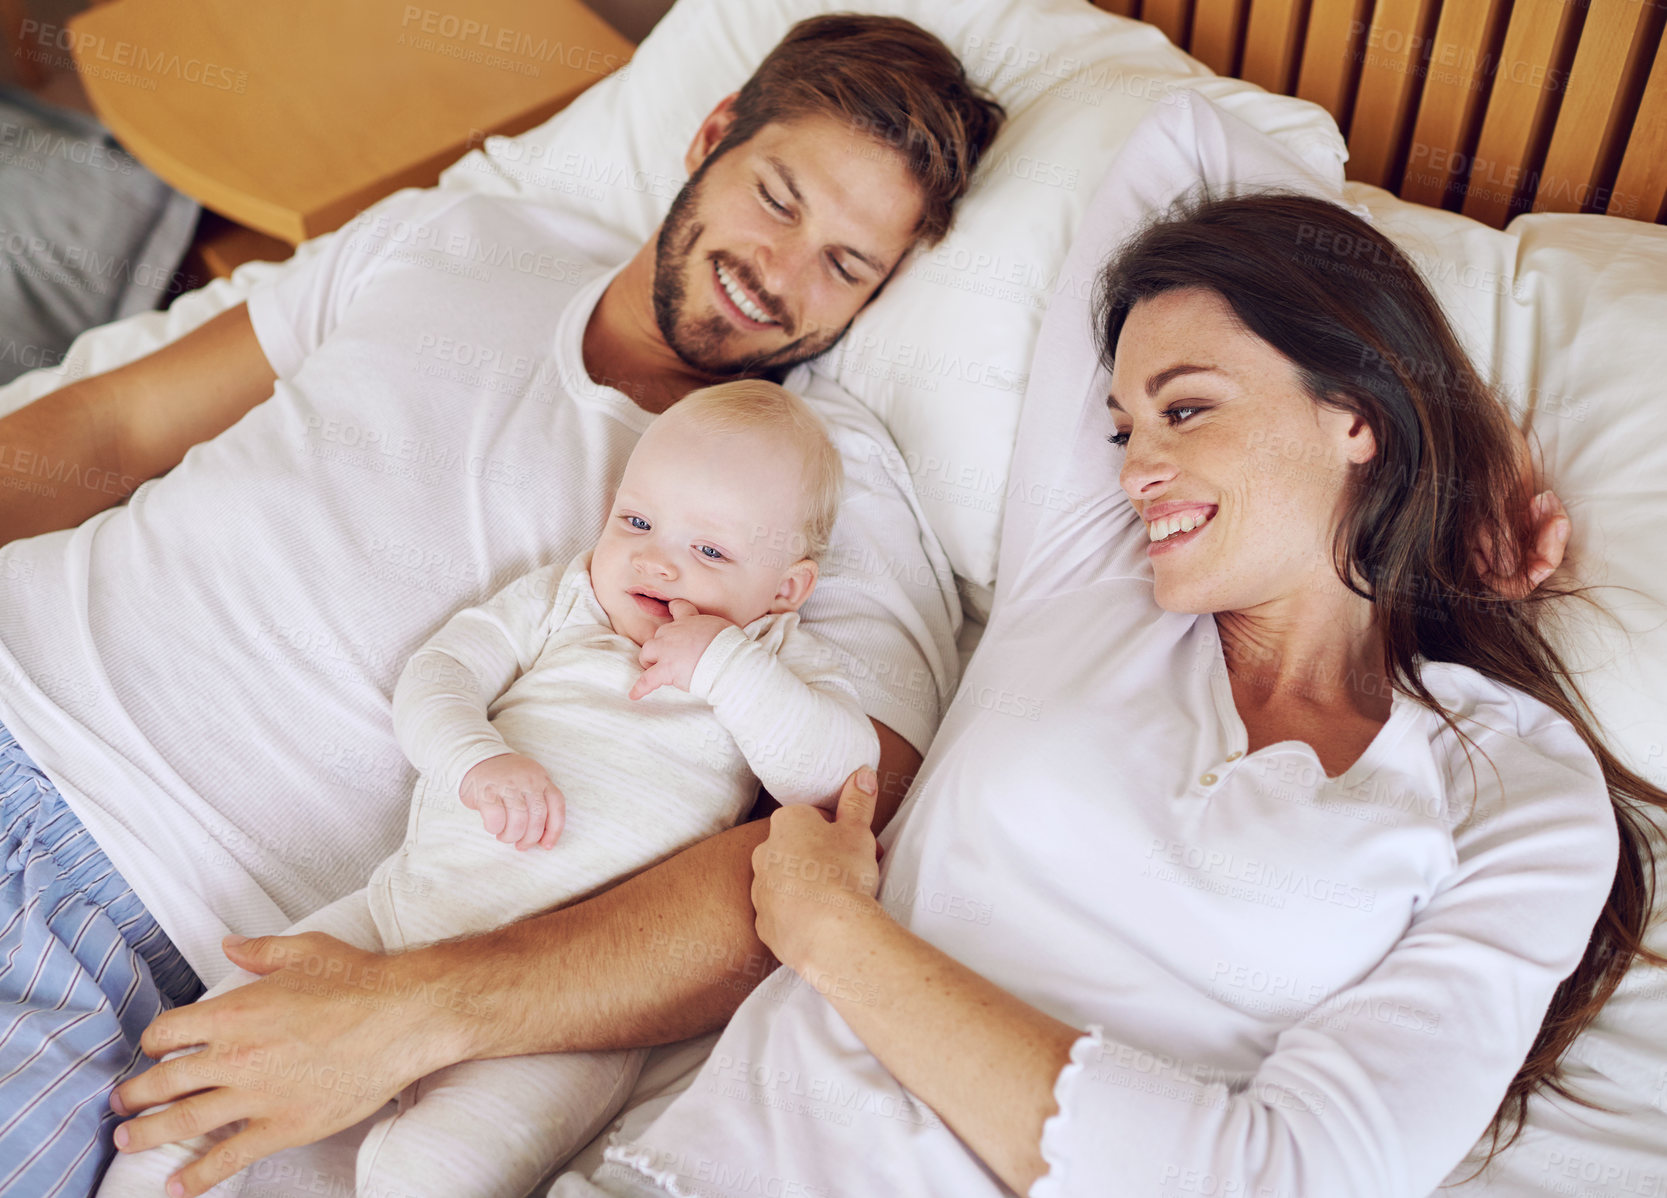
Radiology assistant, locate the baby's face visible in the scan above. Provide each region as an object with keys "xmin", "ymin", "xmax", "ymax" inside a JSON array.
[{"xmin": 592, "ymin": 417, "xmax": 816, "ymax": 646}]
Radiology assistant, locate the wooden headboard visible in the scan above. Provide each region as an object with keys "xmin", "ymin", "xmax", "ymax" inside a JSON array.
[{"xmin": 1091, "ymin": 0, "xmax": 1667, "ymax": 227}]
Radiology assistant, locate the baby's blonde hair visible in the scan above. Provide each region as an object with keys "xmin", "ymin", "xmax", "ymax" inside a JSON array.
[{"xmin": 672, "ymin": 380, "xmax": 843, "ymax": 561}]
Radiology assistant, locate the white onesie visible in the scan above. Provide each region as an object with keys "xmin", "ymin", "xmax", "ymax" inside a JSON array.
[{"xmin": 98, "ymin": 551, "xmax": 880, "ymax": 1198}]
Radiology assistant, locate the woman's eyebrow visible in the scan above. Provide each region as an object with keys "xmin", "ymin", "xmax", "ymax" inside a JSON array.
[
  {"xmin": 1105, "ymin": 364, "xmax": 1222, "ymax": 412},
  {"xmin": 1145, "ymin": 364, "xmax": 1220, "ymax": 395}
]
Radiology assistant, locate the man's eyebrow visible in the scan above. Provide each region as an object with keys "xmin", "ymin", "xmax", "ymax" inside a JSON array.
[
  {"xmin": 767, "ymin": 156, "xmax": 805, "ymax": 206},
  {"xmin": 767, "ymin": 155, "xmax": 885, "ymax": 275},
  {"xmin": 1106, "ymin": 364, "xmax": 1222, "ymax": 412}
]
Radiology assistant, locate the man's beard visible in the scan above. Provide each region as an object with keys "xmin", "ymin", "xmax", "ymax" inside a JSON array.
[{"xmin": 651, "ymin": 165, "xmax": 852, "ymax": 378}]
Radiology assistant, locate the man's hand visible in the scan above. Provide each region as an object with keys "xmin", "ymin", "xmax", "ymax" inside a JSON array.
[
  {"xmin": 630, "ymin": 599, "xmax": 732, "ymax": 699},
  {"xmin": 110, "ymin": 932, "xmax": 466, "ymax": 1198},
  {"xmin": 750, "ymin": 767, "xmax": 883, "ymax": 976},
  {"xmin": 459, "ymin": 753, "xmax": 565, "ymax": 850}
]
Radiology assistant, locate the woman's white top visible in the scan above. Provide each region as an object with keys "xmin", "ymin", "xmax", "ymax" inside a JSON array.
[
  {"xmin": 375, "ymin": 552, "xmax": 878, "ymax": 950},
  {"xmin": 567, "ymin": 94, "xmax": 1620, "ymax": 1198}
]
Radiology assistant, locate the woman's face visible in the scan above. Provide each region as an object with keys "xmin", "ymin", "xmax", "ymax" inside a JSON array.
[{"xmin": 1107, "ymin": 287, "xmax": 1376, "ymax": 615}]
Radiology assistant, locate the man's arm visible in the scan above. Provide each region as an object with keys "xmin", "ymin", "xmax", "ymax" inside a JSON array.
[
  {"xmin": 0, "ymin": 303, "xmax": 277, "ymax": 546},
  {"xmin": 110, "ymin": 719, "xmax": 921, "ymax": 1198}
]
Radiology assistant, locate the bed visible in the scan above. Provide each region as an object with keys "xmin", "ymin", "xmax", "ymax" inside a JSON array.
[{"xmin": 2, "ymin": 0, "xmax": 1663, "ymax": 1192}]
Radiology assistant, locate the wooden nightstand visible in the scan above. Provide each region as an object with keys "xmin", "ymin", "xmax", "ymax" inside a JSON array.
[{"xmin": 65, "ymin": 0, "xmax": 634, "ymax": 274}]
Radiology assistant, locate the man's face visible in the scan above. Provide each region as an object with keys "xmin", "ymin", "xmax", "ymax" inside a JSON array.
[{"xmin": 652, "ymin": 113, "xmax": 925, "ymax": 376}]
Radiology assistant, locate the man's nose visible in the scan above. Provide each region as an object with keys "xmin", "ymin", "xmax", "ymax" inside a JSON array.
[{"xmin": 756, "ymin": 230, "xmax": 816, "ymax": 299}]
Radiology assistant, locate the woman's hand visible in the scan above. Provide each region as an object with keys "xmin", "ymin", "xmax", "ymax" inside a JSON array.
[
  {"xmin": 750, "ymin": 766, "xmax": 883, "ymax": 975},
  {"xmin": 749, "ymin": 765, "xmax": 1081, "ymax": 1195},
  {"xmin": 1474, "ymin": 488, "xmax": 1571, "ymax": 598}
]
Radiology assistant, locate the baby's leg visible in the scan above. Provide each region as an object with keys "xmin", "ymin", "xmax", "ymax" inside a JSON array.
[
  {"xmin": 95, "ymin": 891, "xmax": 384, "ymax": 1198},
  {"xmin": 357, "ymin": 1048, "xmax": 647, "ymax": 1198}
]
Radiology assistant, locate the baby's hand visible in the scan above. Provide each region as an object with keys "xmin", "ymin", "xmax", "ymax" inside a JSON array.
[
  {"xmin": 630, "ymin": 599, "xmax": 733, "ymax": 700},
  {"xmin": 459, "ymin": 753, "xmax": 565, "ymax": 850}
]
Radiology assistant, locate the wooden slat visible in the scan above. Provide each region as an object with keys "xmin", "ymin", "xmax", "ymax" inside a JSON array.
[
  {"xmin": 1401, "ymin": 0, "xmax": 1510, "ymax": 207},
  {"xmin": 1610, "ymin": 36, "xmax": 1667, "ymax": 221},
  {"xmin": 1295, "ymin": 0, "xmax": 1372, "ymax": 129},
  {"xmin": 1533, "ymin": 0, "xmax": 1658, "ymax": 213},
  {"xmin": 1347, "ymin": 0, "xmax": 1440, "ymax": 188},
  {"xmin": 1461, "ymin": 0, "xmax": 1582, "ymax": 226},
  {"xmin": 1143, "ymin": 0, "xmax": 1192, "ymax": 47},
  {"xmin": 1192, "ymin": 0, "xmax": 1249, "ymax": 75},
  {"xmin": 1241, "ymin": 0, "xmax": 1309, "ymax": 95},
  {"xmin": 1092, "ymin": 0, "xmax": 1142, "ymax": 17}
]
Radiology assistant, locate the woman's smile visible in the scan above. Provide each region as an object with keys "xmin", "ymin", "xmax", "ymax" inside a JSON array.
[{"xmin": 1143, "ymin": 503, "xmax": 1217, "ymax": 552}]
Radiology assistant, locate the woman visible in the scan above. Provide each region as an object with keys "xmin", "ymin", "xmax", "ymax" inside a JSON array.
[{"xmin": 553, "ymin": 109, "xmax": 1664, "ymax": 1198}]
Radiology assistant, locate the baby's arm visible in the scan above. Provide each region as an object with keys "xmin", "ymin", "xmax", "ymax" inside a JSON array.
[
  {"xmin": 391, "ymin": 561, "xmax": 569, "ymax": 847},
  {"xmin": 690, "ymin": 622, "xmax": 881, "ymax": 808}
]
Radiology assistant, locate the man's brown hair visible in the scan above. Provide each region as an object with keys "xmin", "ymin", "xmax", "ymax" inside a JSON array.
[{"xmin": 711, "ymin": 13, "xmax": 1005, "ymax": 247}]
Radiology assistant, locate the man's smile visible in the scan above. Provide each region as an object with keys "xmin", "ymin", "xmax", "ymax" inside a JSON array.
[{"xmin": 712, "ymin": 260, "xmax": 782, "ymax": 330}]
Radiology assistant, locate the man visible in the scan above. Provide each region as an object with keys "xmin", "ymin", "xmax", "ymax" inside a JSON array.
[{"xmin": 0, "ymin": 15, "xmax": 1004, "ymax": 1196}]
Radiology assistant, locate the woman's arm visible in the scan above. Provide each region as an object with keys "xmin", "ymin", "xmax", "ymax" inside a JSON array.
[
  {"xmin": 751, "ymin": 770, "xmax": 1080, "ymax": 1193},
  {"xmin": 754, "ymin": 720, "xmax": 1619, "ymax": 1198}
]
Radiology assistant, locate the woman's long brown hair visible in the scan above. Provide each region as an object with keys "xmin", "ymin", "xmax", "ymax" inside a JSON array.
[{"xmin": 1093, "ymin": 192, "xmax": 1664, "ymax": 1168}]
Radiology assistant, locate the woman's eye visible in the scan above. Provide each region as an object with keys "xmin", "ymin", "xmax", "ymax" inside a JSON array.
[
  {"xmin": 1107, "ymin": 431, "xmax": 1130, "ymax": 448},
  {"xmin": 757, "ymin": 183, "xmax": 789, "ymax": 216},
  {"xmin": 699, "ymin": 545, "xmax": 725, "ymax": 561},
  {"xmin": 1164, "ymin": 405, "xmax": 1202, "ymax": 425},
  {"xmin": 626, "ymin": 515, "xmax": 650, "ymax": 531}
]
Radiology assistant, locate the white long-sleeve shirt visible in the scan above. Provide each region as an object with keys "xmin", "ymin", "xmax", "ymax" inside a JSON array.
[
  {"xmin": 556, "ymin": 92, "xmax": 1619, "ymax": 1198},
  {"xmin": 373, "ymin": 552, "xmax": 878, "ymax": 949}
]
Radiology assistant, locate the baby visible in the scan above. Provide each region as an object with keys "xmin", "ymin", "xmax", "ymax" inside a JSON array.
[{"xmin": 100, "ymin": 380, "xmax": 880, "ymax": 1198}]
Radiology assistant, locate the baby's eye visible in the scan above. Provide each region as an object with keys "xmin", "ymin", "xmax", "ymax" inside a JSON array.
[
  {"xmin": 626, "ymin": 515, "xmax": 650, "ymax": 531},
  {"xmin": 699, "ymin": 545, "xmax": 726, "ymax": 561}
]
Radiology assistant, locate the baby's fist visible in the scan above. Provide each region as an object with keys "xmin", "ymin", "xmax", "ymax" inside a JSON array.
[
  {"xmin": 630, "ymin": 599, "xmax": 732, "ymax": 700},
  {"xmin": 459, "ymin": 753, "xmax": 566, "ymax": 850}
]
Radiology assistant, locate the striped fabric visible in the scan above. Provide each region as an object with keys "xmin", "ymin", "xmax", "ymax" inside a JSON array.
[{"xmin": 0, "ymin": 721, "xmax": 201, "ymax": 1198}]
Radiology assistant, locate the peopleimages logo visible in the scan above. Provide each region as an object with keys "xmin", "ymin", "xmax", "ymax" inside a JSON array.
[{"xmin": 19, "ymin": 20, "xmax": 248, "ymax": 92}]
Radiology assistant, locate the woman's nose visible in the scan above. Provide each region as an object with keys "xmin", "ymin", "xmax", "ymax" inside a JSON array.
[{"xmin": 1119, "ymin": 435, "xmax": 1177, "ymax": 499}]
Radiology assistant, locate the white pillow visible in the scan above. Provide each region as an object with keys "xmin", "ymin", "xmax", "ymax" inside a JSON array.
[
  {"xmin": 439, "ymin": 0, "xmax": 1347, "ymax": 595},
  {"xmin": 1345, "ymin": 182, "xmax": 1667, "ymax": 785}
]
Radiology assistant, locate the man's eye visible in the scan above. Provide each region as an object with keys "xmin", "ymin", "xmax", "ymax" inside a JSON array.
[
  {"xmin": 828, "ymin": 253, "xmax": 857, "ymax": 284},
  {"xmin": 757, "ymin": 183, "xmax": 789, "ymax": 215},
  {"xmin": 626, "ymin": 515, "xmax": 650, "ymax": 530},
  {"xmin": 698, "ymin": 545, "xmax": 725, "ymax": 561}
]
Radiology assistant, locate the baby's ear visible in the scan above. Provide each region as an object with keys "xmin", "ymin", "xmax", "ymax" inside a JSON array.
[{"xmin": 771, "ymin": 559, "xmax": 819, "ymax": 613}]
